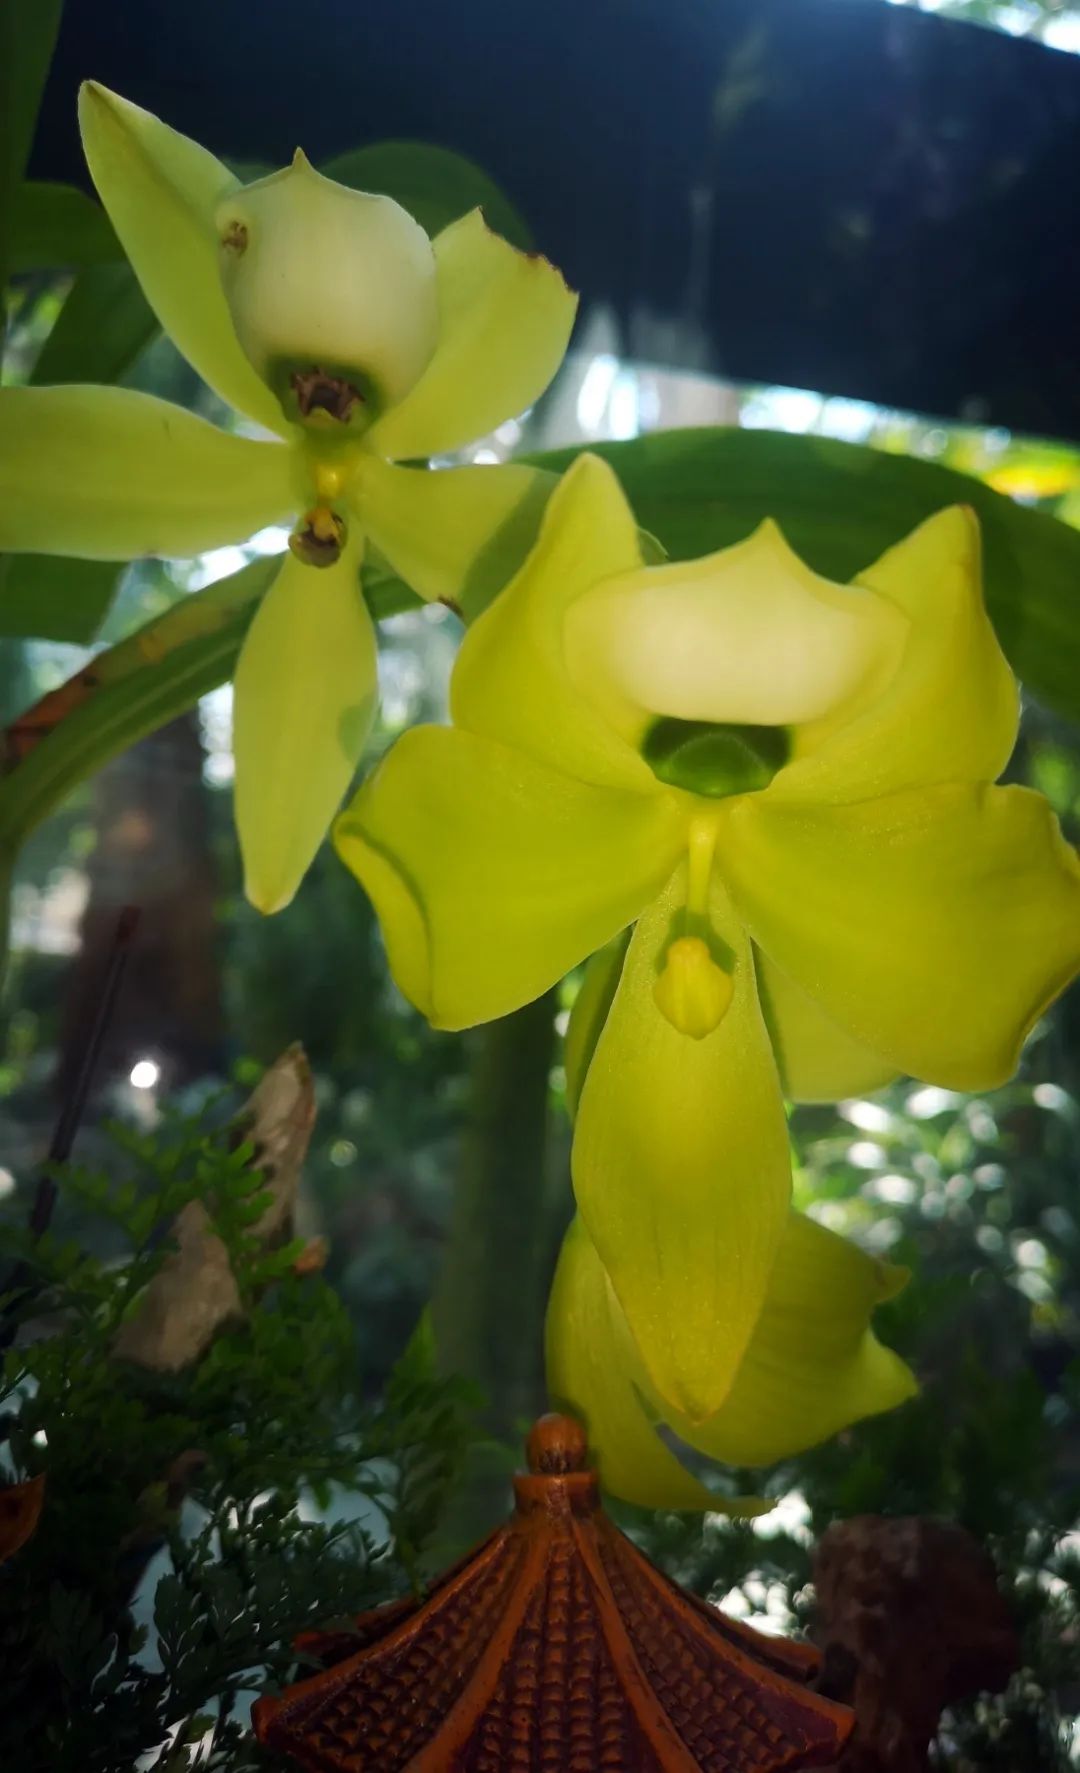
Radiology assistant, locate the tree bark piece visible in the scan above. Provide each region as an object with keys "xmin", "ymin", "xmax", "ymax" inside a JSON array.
[{"xmin": 813, "ymin": 1515, "xmax": 1019, "ymax": 1772}]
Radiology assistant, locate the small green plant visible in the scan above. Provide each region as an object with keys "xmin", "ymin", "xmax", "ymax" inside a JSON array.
[{"xmin": 0, "ymin": 1104, "xmax": 482, "ymax": 1772}]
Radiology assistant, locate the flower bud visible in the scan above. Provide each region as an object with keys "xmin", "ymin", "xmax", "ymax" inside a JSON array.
[{"xmin": 217, "ymin": 154, "xmax": 438, "ymax": 428}]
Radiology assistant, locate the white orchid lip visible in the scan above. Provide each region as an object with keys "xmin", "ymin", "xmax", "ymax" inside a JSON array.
[
  {"xmin": 216, "ymin": 152, "xmax": 439, "ymax": 426},
  {"xmin": 564, "ymin": 518, "xmax": 909, "ymax": 748}
]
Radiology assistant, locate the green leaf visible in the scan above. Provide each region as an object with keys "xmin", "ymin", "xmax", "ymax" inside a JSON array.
[
  {"xmin": 0, "ymin": 558, "xmax": 273, "ymax": 846},
  {"xmin": 30, "ymin": 262, "xmax": 157, "ymax": 386},
  {"xmin": 321, "ymin": 141, "xmax": 531, "ymax": 249},
  {"xmin": 0, "ymin": 553, "xmax": 122, "ymax": 643},
  {"xmin": 0, "ymin": 553, "xmax": 418, "ymax": 843},
  {"xmin": 10, "ymin": 181, "xmax": 121, "ymax": 272},
  {"xmin": 532, "ymin": 428, "xmax": 1080, "ymax": 728},
  {"xmin": 0, "ymin": 0, "xmax": 64, "ymax": 309}
]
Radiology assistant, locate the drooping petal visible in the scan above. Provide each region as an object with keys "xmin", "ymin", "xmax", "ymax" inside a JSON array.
[
  {"xmin": 563, "ymin": 935, "xmax": 629, "ymax": 1119},
  {"xmin": 773, "ymin": 507, "xmax": 1020, "ymax": 804},
  {"xmin": 545, "ymin": 1217, "xmax": 769, "ymax": 1513},
  {"xmin": 0, "ymin": 386, "xmax": 297, "ymax": 559},
  {"xmin": 234, "ymin": 541, "xmax": 377, "ymax": 914},
  {"xmin": 547, "ymin": 1213, "xmax": 914, "ymax": 1507},
  {"xmin": 722, "ymin": 783, "xmax": 1080, "ymax": 1091},
  {"xmin": 353, "ymin": 456, "xmax": 556, "ymax": 619},
  {"xmin": 334, "ymin": 725, "xmax": 686, "ymax": 1029},
  {"xmin": 366, "ymin": 208, "xmax": 576, "ymax": 460},
  {"xmin": 668, "ymin": 1213, "xmax": 917, "ymax": 1468},
  {"xmin": 216, "ymin": 156, "xmax": 437, "ymax": 420},
  {"xmin": 77, "ymin": 82, "xmax": 285, "ymax": 433},
  {"xmin": 452, "ymin": 453, "xmax": 655, "ymax": 791},
  {"xmin": 755, "ymin": 950, "xmax": 898, "ymax": 1104},
  {"xmin": 573, "ymin": 863, "xmax": 792, "ymax": 1422},
  {"xmin": 563, "ymin": 517, "xmax": 906, "ymax": 744}
]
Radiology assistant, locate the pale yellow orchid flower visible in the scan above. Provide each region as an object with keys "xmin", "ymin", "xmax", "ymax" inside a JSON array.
[{"xmin": 0, "ymin": 84, "xmax": 576, "ymax": 911}]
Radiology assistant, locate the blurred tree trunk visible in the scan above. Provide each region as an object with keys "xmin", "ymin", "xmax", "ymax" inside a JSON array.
[
  {"xmin": 57, "ymin": 712, "xmax": 224, "ymax": 1104},
  {"xmin": 432, "ymin": 990, "xmax": 569, "ymax": 1535}
]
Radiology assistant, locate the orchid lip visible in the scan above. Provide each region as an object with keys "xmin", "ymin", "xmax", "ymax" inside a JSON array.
[{"xmin": 643, "ymin": 717, "xmax": 790, "ymax": 799}]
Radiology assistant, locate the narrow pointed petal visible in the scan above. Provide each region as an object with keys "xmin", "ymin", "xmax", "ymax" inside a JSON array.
[
  {"xmin": 0, "ymin": 386, "xmax": 296, "ymax": 559},
  {"xmin": 755, "ymin": 950, "xmax": 898, "ymax": 1103},
  {"xmin": 354, "ymin": 456, "xmax": 556, "ymax": 620},
  {"xmin": 670, "ymin": 1214, "xmax": 917, "ymax": 1468},
  {"xmin": 78, "ymin": 82, "xmax": 285, "ymax": 432},
  {"xmin": 366, "ymin": 208, "xmax": 576, "ymax": 460},
  {"xmin": 452, "ymin": 453, "xmax": 654, "ymax": 790},
  {"xmin": 564, "ymin": 936, "xmax": 629, "ymax": 1119},
  {"xmin": 548, "ymin": 1214, "xmax": 913, "ymax": 1506},
  {"xmin": 573, "ymin": 864, "xmax": 792, "ymax": 1422},
  {"xmin": 334, "ymin": 726, "xmax": 685, "ymax": 1028},
  {"xmin": 234, "ymin": 543, "xmax": 377, "ymax": 913},
  {"xmin": 723, "ymin": 783, "xmax": 1080, "ymax": 1091},
  {"xmin": 774, "ymin": 507, "xmax": 1020, "ymax": 804},
  {"xmin": 546, "ymin": 1218, "xmax": 769, "ymax": 1513}
]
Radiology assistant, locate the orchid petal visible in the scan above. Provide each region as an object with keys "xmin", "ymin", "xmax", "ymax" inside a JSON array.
[
  {"xmin": 234, "ymin": 541, "xmax": 377, "ymax": 914},
  {"xmin": 573, "ymin": 863, "xmax": 791, "ymax": 1422},
  {"xmin": 78, "ymin": 82, "xmax": 285, "ymax": 432},
  {"xmin": 546, "ymin": 1218, "xmax": 769, "ymax": 1514},
  {"xmin": 669, "ymin": 1213, "xmax": 917, "ymax": 1468},
  {"xmin": 723, "ymin": 783, "xmax": 1080, "ymax": 1091},
  {"xmin": 755, "ymin": 950, "xmax": 898, "ymax": 1104},
  {"xmin": 452, "ymin": 453, "xmax": 654, "ymax": 790},
  {"xmin": 354, "ymin": 455, "xmax": 556, "ymax": 619},
  {"xmin": 564, "ymin": 936, "xmax": 629, "ymax": 1120},
  {"xmin": 0, "ymin": 385, "xmax": 296, "ymax": 560},
  {"xmin": 774, "ymin": 507, "xmax": 1020, "ymax": 803},
  {"xmin": 547, "ymin": 1212, "xmax": 915, "ymax": 1507},
  {"xmin": 366, "ymin": 208, "xmax": 576, "ymax": 460},
  {"xmin": 334, "ymin": 725, "xmax": 685, "ymax": 1029}
]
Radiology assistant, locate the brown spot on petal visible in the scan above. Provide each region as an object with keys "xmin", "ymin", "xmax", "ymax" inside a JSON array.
[{"xmin": 221, "ymin": 218, "xmax": 248, "ymax": 254}]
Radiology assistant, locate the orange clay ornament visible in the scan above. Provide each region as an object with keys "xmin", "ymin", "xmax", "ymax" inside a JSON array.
[
  {"xmin": 0, "ymin": 1473, "xmax": 45, "ymax": 1565},
  {"xmin": 253, "ymin": 1414, "xmax": 852, "ymax": 1771}
]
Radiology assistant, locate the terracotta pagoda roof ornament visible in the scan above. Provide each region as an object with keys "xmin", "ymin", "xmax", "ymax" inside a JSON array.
[{"xmin": 253, "ymin": 1413, "xmax": 852, "ymax": 1771}]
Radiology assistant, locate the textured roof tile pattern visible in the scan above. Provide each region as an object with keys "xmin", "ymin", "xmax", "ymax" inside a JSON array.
[{"xmin": 253, "ymin": 1415, "xmax": 852, "ymax": 1772}]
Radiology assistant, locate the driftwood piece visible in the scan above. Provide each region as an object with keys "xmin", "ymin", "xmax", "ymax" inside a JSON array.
[
  {"xmin": 113, "ymin": 1045, "xmax": 316, "ymax": 1371},
  {"xmin": 813, "ymin": 1515, "xmax": 1019, "ymax": 1772},
  {"xmin": 254, "ymin": 1414, "xmax": 853, "ymax": 1772}
]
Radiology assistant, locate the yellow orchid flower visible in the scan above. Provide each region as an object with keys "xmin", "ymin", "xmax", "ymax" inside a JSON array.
[
  {"xmin": 553, "ymin": 956, "xmax": 916, "ymax": 1512},
  {"xmin": 0, "ymin": 84, "xmax": 576, "ymax": 911},
  {"xmin": 335, "ymin": 451, "xmax": 1080, "ymax": 1423},
  {"xmin": 547, "ymin": 1211, "xmax": 916, "ymax": 1511}
]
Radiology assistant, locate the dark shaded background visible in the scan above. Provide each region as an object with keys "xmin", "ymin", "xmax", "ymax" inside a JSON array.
[{"xmin": 26, "ymin": 0, "xmax": 1080, "ymax": 440}]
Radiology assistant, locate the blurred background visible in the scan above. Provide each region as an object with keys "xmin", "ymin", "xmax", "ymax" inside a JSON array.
[{"xmin": 4, "ymin": 0, "xmax": 1080, "ymax": 1763}]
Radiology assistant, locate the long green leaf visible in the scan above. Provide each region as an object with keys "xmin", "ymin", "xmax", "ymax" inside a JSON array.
[
  {"xmin": 0, "ymin": 554, "xmax": 415, "ymax": 843},
  {"xmin": 10, "ymin": 180, "xmax": 121, "ymax": 272},
  {"xmin": 322, "ymin": 142, "xmax": 531, "ymax": 248},
  {"xmin": 0, "ymin": 554, "xmax": 122, "ymax": 643},
  {"xmin": 30, "ymin": 261, "xmax": 156, "ymax": 386},
  {"xmin": 0, "ymin": 559, "xmax": 273, "ymax": 845},
  {"xmin": 0, "ymin": 0, "xmax": 64, "ymax": 312},
  {"xmin": 534, "ymin": 429, "xmax": 1080, "ymax": 727}
]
